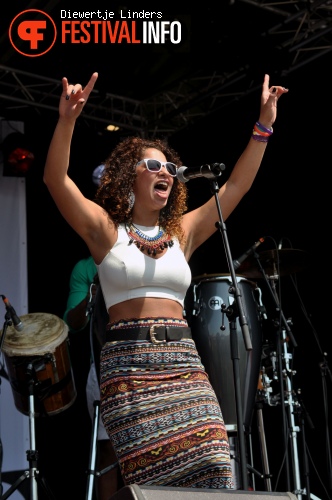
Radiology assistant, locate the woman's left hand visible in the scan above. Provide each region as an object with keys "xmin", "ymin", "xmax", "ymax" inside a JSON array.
[{"xmin": 259, "ymin": 74, "xmax": 289, "ymax": 128}]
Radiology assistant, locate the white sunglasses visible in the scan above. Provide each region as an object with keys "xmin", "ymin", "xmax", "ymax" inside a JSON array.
[{"xmin": 136, "ymin": 159, "xmax": 178, "ymax": 177}]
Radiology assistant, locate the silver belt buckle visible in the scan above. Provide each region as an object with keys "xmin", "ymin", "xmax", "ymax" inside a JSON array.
[{"xmin": 149, "ymin": 324, "xmax": 166, "ymax": 344}]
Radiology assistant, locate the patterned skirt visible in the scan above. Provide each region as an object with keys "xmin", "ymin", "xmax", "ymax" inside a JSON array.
[{"xmin": 99, "ymin": 318, "xmax": 233, "ymax": 488}]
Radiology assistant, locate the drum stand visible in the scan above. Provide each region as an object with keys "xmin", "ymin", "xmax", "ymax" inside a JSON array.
[
  {"xmin": 85, "ymin": 399, "xmax": 100, "ymax": 500},
  {"xmin": 276, "ymin": 323, "xmax": 324, "ymax": 500},
  {"xmin": 85, "ymin": 298, "xmax": 118, "ymax": 500},
  {"xmin": 255, "ymin": 401, "xmax": 273, "ymax": 492},
  {"xmin": 85, "ymin": 400, "xmax": 118, "ymax": 500},
  {"xmin": 251, "ymin": 255, "xmax": 323, "ymax": 499},
  {"xmin": 0, "ymin": 360, "xmax": 56, "ymax": 500}
]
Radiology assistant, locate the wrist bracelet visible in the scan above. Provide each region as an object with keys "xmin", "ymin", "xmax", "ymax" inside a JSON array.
[
  {"xmin": 252, "ymin": 120, "xmax": 273, "ymax": 143},
  {"xmin": 252, "ymin": 134, "xmax": 269, "ymax": 143},
  {"xmin": 255, "ymin": 121, "xmax": 273, "ymax": 135}
]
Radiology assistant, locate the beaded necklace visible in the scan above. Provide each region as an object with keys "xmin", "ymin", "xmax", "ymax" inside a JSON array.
[{"xmin": 126, "ymin": 223, "xmax": 174, "ymax": 256}]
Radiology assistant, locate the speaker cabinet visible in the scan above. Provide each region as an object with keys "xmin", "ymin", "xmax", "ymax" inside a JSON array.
[{"xmin": 110, "ymin": 485, "xmax": 297, "ymax": 500}]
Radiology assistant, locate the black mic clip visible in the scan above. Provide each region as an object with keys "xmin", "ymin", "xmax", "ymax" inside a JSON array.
[{"xmin": 202, "ymin": 163, "xmax": 226, "ymax": 180}]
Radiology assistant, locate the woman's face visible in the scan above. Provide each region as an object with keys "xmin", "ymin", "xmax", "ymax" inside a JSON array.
[{"xmin": 133, "ymin": 147, "xmax": 175, "ymax": 211}]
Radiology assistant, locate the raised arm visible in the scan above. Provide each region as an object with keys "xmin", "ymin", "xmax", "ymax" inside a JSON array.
[
  {"xmin": 183, "ymin": 74, "xmax": 288, "ymax": 258},
  {"xmin": 43, "ymin": 72, "xmax": 112, "ymax": 261}
]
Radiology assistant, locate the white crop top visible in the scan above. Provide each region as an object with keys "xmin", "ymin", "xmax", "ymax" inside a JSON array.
[{"xmin": 96, "ymin": 224, "xmax": 192, "ymax": 310}]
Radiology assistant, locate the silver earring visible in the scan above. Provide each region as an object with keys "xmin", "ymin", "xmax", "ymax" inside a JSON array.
[{"xmin": 128, "ymin": 191, "xmax": 135, "ymax": 210}]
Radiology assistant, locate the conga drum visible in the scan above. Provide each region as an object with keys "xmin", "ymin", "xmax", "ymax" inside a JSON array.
[
  {"xmin": 1, "ymin": 312, "xmax": 77, "ymax": 416},
  {"xmin": 186, "ymin": 273, "xmax": 265, "ymax": 433}
]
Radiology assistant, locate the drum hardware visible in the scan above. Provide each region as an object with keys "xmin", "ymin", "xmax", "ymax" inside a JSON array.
[
  {"xmin": 255, "ymin": 401, "xmax": 273, "ymax": 492},
  {"xmin": 257, "ymin": 366, "xmax": 274, "ymax": 407},
  {"xmin": 191, "ymin": 173, "xmax": 276, "ymax": 490},
  {"xmin": 223, "ymin": 296, "xmax": 267, "ymax": 492},
  {"xmin": 86, "ymin": 287, "xmax": 117, "ymax": 500},
  {"xmin": 1, "ymin": 313, "xmax": 77, "ymax": 417},
  {"xmin": 236, "ymin": 248, "xmax": 309, "ymax": 280},
  {"xmin": 86, "ymin": 399, "xmax": 100, "ymax": 500},
  {"xmin": 293, "ymin": 393, "xmax": 318, "ymax": 500},
  {"xmin": 86, "ymin": 277, "xmax": 99, "ymax": 317},
  {"xmin": 89, "ymin": 285, "xmax": 108, "ymax": 378},
  {"xmin": 249, "ymin": 255, "xmax": 299, "ymax": 495},
  {"xmin": 1, "ymin": 318, "xmax": 56, "ymax": 499},
  {"xmin": 85, "ymin": 399, "xmax": 118, "ymax": 500},
  {"xmin": 187, "ymin": 274, "xmax": 265, "ymax": 430},
  {"xmin": 0, "ymin": 360, "xmax": 57, "ymax": 500},
  {"xmin": 254, "ymin": 337, "xmax": 304, "ymax": 496},
  {"xmin": 187, "ymin": 272, "xmax": 267, "ymax": 490},
  {"xmin": 257, "ymin": 343, "xmax": 280, "ymax": 407},
  {"xmin": 229, "ymin": 435, "xmax": 267, "ymax": 488},
  {"xmin": 254, "ymin": 334, "xmax": 295, "ymax": 494},
  {"xmin": 249, "ymin": 249, "xmax": 323, "ymax": 499},
  {"xmin": 191, "ymin": 283, "xmax": 201, "ymax": 317},
  {"xmin": 278, "ymin": 327, "xmax": 306, "ymax": 499},
  {"xmin": 243, "ymin": 254, "xmax": 298, "ymax": 349},
  {"xmin": 267, "ymin": 275, "xmax": 300, "ymax": 496}
]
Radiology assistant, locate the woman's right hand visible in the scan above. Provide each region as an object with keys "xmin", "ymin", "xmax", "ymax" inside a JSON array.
[{"xmin": 59, "ymin": 72, "xmax": 98, "ymax": 120}]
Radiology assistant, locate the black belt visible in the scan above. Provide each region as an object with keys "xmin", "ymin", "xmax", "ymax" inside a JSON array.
[{"xmin": 105, "ymin": 325, "xmax": 192, "ymax": 344}]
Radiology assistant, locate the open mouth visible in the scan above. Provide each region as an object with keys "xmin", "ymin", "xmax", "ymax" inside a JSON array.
[{"xmin": 154, "ymin": 180, "xmax": 169, "ymax": 192}]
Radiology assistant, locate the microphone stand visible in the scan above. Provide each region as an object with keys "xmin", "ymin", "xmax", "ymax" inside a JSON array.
[{"xmin": 209, "ymin": 177, "xmax": 252, "ymax": 491}]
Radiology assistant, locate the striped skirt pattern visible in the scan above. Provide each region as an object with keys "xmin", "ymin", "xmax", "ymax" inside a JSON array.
[{"xmin": 100, "ymin": 336, "xmax": 233, "ymax": 488}]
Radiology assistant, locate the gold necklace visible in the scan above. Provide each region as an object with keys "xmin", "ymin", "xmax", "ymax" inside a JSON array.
[{"xmin": 126, "ymin": 223, "xmax": 174, "ymax": 256}]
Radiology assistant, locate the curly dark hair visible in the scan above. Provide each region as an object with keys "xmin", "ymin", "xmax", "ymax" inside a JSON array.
[{"xmin": 95, "ymin": 136, "xmax": 188, "ymax": 243}]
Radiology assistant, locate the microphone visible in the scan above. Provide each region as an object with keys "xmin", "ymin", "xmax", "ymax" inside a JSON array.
[
  {"xmin": 1, "ymin": 295, "xmax": 24, "ymax": 331},
  {"xmin": 176, "ymin": 163, "xmax": 225, "ymax": 183},
  {"xmin": 233, "ymin": 237, "xmax": 265, "ymax": 270}
]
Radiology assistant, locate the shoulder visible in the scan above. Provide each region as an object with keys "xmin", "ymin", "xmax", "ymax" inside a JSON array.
[
  {"xmin": 70, "ymin": 256, "xmax": 97, "ymax": 282},
  {"xmin": 86, "ymin": 255, "xmax": 97, "ymax": 272},
  {"xmin": 72, "ymin": 256, "xmax": 93, "ymax": 272}
]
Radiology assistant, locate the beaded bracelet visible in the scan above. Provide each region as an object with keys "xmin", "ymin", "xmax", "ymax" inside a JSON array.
[{"xmin": 252, "ymin": 121, "xmax": 273, "ymax": 143}]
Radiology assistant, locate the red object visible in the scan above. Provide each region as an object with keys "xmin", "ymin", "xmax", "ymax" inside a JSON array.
[{"xmin": 7, "ymin": 147, "xmax": 35, "ymax": 175}]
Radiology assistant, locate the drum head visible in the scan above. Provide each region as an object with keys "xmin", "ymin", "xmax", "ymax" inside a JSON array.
[{"xmin": 1, "ymin": 313, "xmax": 68, "ymax": 357}]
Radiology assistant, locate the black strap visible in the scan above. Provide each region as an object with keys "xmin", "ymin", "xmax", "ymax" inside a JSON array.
[{"xmin": 105, "ymin": 325, "xmax": 192, "ymax": 343}]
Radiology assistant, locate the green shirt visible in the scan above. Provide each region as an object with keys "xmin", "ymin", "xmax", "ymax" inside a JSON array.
[{"xmin": 63, "ymin": 256, "xmax": 97, "ymax": 332}]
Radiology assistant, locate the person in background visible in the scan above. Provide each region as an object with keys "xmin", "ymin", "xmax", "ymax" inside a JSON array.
[
  {"xmin": 44, "ymin": 71, "xmax": 288, "ymax": 489},
  {"xmin": 63, "ymin": 167, "xmax": 123, "ymax": 500}
]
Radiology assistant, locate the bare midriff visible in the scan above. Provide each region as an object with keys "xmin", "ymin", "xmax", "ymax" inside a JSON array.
[{"xmin": 108, "ymin": 297, "xmax": 184, "ymax": 324}]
